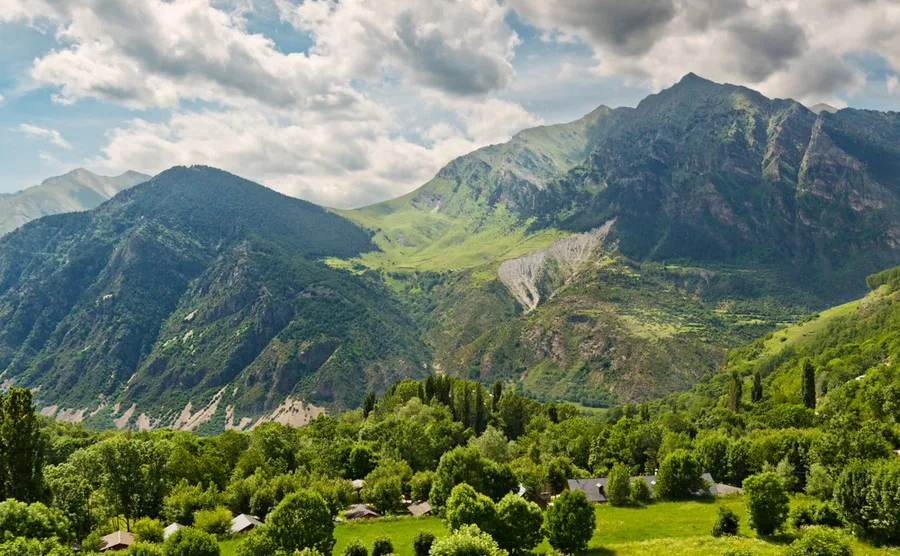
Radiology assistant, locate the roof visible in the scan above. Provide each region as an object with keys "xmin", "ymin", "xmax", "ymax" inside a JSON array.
[
  {"xmin": 163, "ymin": 523, "xmax": 184, "ymax": 539},
  {"xmin": 231, "ymin": 514, "xmax": 262, "ymax": 534},
  {"xmin": 567, "ymin": 473, "xmax": 718, "ymax": 502},
  {"xmin": 345, "ymin": 503, "xmax": 381, "ymax": 519},
  {"xmin": 99, "ymin": 531, "xmax": 134, "ymax": 551},
  {"xmin": 351, "ymin": 479, "xmax": 365, "ymax": 490},
  {"xmin": 408, "ymin": 501, "xmax": 432, "ymax": 516},
  {"xmin": 711, "ymin": 483, "xmax": 743, "ymax": 496}
]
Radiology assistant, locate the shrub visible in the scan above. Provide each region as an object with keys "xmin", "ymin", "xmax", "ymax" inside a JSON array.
[
  {"xmin": 343, "ymin": 539, "xmax": 368, "ymax": 556},
  {"xmin": 163, "ymin": 482, "xmax": 223, "ymax": 526},
  {"xmin": 445, "ymin": 484, "xmax": 498, "ymax": 535},
  {"xmin": 629, "ymin": 478, "xmax": 651, "ymax": 505},
  {"xmin": 785, "ymin": 527, "xmax": 853, "ymax": 556},
  {"xmin": 266, "ymin": 490, "xmax": 335, "ymax": 555},
  {"xmin": 193, "ymin": 507, "xmax": 232, "ymax": 536},
  {"xmin": 790, "ymin": 502, "xmax": 842, "ymax": 529},
  {"xmin": 430, "ymin": 525, "xmax": 505, "ymax": 556},
  {"xmin": 805, "ymin": 463, "xmax": 834, "ymax": 500},
  {"xmin": 81, "ymin": 532, "xmax": 103, "ymax": 553},
  {"xmin": 132, "ymin": 518, "xmax": 165, "ymax": 543},
  {"xmin": 372, "ymin": 536, "xmax": 393, "ymax": 556},
  {"xmin": 606, "ymin": 463, "xmax": 630, "ymax": 506},
  {"xmin": 545, "ymin": 490, "xmax": 595, "ymax": 554},
  {"xmin": 163, "ymin": 527, "xmax": 220, "ymax": 556},
  {"xmin": 743, "ymin": 472, "xmax": 789, "ymax": 536},
  {"xmin": 494, "ymin": 493, "xmax": 544, "ymax": 554},
  {"xmin": 235, "ymin": 528, "xmax": 278, "ymax": 556},
  {"xmin": 655, "ymin": 450, "xmax": 705, "ymax": 500},
  {"xmin": 413, "ymin": 531, "xmax": 435, "ymax": 556},
  {"xmin": 126, "ymin": 542, "xmax": 165, "ymax": 555},
  {"xmin": 711, "ymin": 506, "xmax": 740, "ymax": 537},
  {"xmin": 833, "ymin": 458, "xmax": 899, "ymax": 545}
]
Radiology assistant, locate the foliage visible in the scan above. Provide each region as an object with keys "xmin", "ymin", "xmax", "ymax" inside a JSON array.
[
  {"xmin": 832, "ymin": 458, "xmax": 900, "ymax": 545},
  {"xmin": 0, "ymin": 499, "xmax": 69, "ymax": 542},
  {"xmin": 0, "ymin": 389, "xmax": 46, "ymax": 503},
  {"xmin": 429, "ymin": 525, "xmax": 506, "ymax": 556},
  {"xmin": 265, "ymin": 490, "xmax": 335, "ymax": 555},
  {"xmin": 711, "ymin": 506, "xmax": 739, "ymax": 537},
  {"xmin": 234, "ymin": 528, "xmax": 279, "ymax": 556},
  {"xmin": 784, "ymin": 527, "xmax": 853, "ymax": 556},
  {"xmin": 133, "ymin": 518, "xmax": 165, "ymax": 543},
  {"xmin": 163, "ymin": 527, "xmax": 220, "ymax": 556},
  {"xmin": 126, "ymin": 542, "xmax": 166, "ymax": 556},
  {"xmin": 410, "ymin": 472, "xmax": 433, "ymax": 502},
  {"xmin": 493, "ymin": 494, "xmax": 543, "ymax": 555},
  {"xmin": 789, "ymin": 502, "xmax": 842, "ymax": 529},
  {"xmin": 165, "ymin": 482, "xmax": 224, "ymax": 525},
  {"xmin": 742, "ymin": 473, "xmax": 789, "ymax": 536},
  {"xmin": 372, "ymin": 536, "xmax": 393, "ymax": 556},
  {"xmin": 413, "ymin": 531, "xmax": 435, "ymax": 556},
  {"xmin": 343, "ymin": 539, "xmax": 368, "ymax": 556},
  {"xmin": 606, "ymin": 463, "xmax": 631, "ymax": 506},
  {"xmin": 804, "ymin": 464, "xmax": 834, "ymax": 500},
  {"xmin": 654, "ymin": 450, "xmax": 705, "ymax": 501},
  {"xmin": 430, "ymin": 448, "xmax": 516, "ymax": 508},
  {"xmin": 444, "ymin": 484, "xmax": 497, "ymax": 535},
  {"xmin": 193, "ymin": 507, "xmax": 232, "ymax": 536},
  {"xmin": 629, "ymin": 478, "xmax": 651, "ymax": 505},
  {"xmin": 545, "ymin": 490, "xmax": 595, "ymax": 554}
]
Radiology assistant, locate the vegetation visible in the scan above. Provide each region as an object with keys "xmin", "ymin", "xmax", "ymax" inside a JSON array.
[
  {"xmin": 711, "ymin": 506, "xmax": 740, "ymax": 537},
  {"xmin": 545, "ymin": 490, "xmax": 595, "ymax": 553},
  {"xmin": 743, "ymin": 473, "xmax": 790, "ymax": 536}
]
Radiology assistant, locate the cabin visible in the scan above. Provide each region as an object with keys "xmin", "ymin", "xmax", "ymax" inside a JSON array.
[
  {"xmin": 231, "ymin": 514, "xmax": 263, "ymax": 534},
  {"xmin": 408, "ymin": 501, "xmax": 432, "ymax": 517},
  {"xmin": 163, "ymin": 523, "xmax": 184, "ymax": 540},
  {"xmin": 567, "ymin": 473, "xmax": 727, "ymax": 502},
  {"xmin": 99, "ymin": 531, "xmax": 134, "ymax": 552},
  {"xmin": 345, "ymin": 503, "xmax": 381, "ymax": 519}
]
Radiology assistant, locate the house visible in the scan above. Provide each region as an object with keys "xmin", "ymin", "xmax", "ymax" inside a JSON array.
[
  {"xmin": 163, "ymin": 523, "xmax": 184, "ymax": 540},
  {"xmin": 231, "ymin": 514, "xmax": 263, "ymax": 534},
  {"xmin": 345, "ymin": 503, "xmax": 381, "ymax": 519},
  {"xmin": 408, "ymin": 501, "xmax": 432, "ymax": 517},
  {"xmin": 567, "ymin": 473, "xmax": 720, "ymax": 502},
  {"xmin": 99, "ymin": 531, "xmax": 134, "ymax": 552}
]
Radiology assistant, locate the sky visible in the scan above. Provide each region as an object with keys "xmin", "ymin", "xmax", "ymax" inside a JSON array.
[{"xmin": 1, "ymin": 0, "xmax": 899, "ymax": 208}]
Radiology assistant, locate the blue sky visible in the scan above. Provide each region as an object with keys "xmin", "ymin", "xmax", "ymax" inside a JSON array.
[{"xmin": 1, "ymin": 0, "xmax": 898, "ymax": 207}]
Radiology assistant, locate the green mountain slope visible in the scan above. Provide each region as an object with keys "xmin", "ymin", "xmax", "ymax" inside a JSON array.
[
  {"xmin": 0, "ymin": 166, "xmax": 428, "ymax": 430},
  {"xmin": 340, "ymin": 74, "xmax": 900, "ymax": 406},
  {"xmin": 0, "ymin": 168, "xmax": 150, "ymax": 236}
]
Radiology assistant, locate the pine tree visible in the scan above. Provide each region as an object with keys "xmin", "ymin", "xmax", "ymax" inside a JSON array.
[
  {"xmin": 801, "ymin": 359, "xmax": 816, "ymax": 409},
  {"xmin": 474, "ymin": 387, "xmax": 486, "ymax": 434},
  {"xmin": 640, "ymin": 403, "xmax": 651, "ymax": 422},
  {"xmin": 751, "ymin": 371, "xmax": 763, "ymax": 403},
  {"xmin": 363, "ymin": 391, "xmax": 377, "ymax": 418},
  {"xmin": 728, "ymin": 371, "xmax": 742, "ymax": 412},
  {"xmin": 0, "ymin": 388, "xmax": 46, "ymax": 502},
  {"xmin": 491, "ymin": 381, "xmax": 503, "ymax": 413}
]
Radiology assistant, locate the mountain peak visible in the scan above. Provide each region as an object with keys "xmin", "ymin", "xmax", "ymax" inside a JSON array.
[{"xmin": 41, "ymin": 167, "xmax": 96, "ymax": 186}]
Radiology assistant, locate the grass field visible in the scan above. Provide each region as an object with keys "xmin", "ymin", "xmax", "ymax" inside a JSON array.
[{"xmin": 219, "ymin": 496, "xmax": 900, "ymax": 556}]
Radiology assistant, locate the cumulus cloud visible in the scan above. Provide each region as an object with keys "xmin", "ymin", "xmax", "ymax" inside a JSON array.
[
  {"xmin": 18, "ymin": 124, "xmax": 71, "ymax": 149},
  {"xmin": 510, "ymin": 0, "xmax": 900, "ymax": 104},
  {"xmin": 889, "ymin": 75, "xmax": 899, "ymax": 95}
]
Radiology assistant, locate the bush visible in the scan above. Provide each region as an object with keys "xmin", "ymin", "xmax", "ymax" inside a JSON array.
[
  {"xmin": 430, "ymin": 525, "xmax": 505, "ymax": 556},
  {"xmin": 606, "ymin": 463, "xmax": 630, "ymax": 506},
  {"xmin": 494, "ymin": 493, "xmax": 544, "ymax": 554},
  {"xmin": 743, "ymin": 472, "xmax": 789, "ymax": 536},
  {"xmin": 193, "ymin": 507, "xmax": 232, "ymax": 536},
  {"xmin": 629, "ymin": 478, "xmax": 651, "ymax": 505},
  {"xmin": 0, "ymin": 499, "xmax": 70, "ymax": 541},
  {"xmin": 0, "ymin": 537, "xmax": 73, "ymax": 556},
  {"xmin": 266, "ymin": 490, "xmax": 335, "ymax": 555},
  {"xmin": 785, "ymin": 527, "xmax": 854, "ymax": 556},
  {"xmin": 163, "ymin": 527, "xmax": 220, "ymax": 556},
  {"xmin": 164, "ymin": 482, "xmax": 223, "ymax": 526},
  {"xmin": 545, "ymin": 490, "xmax": 595, "ymax": 554},
  {"xmin": 235, "ymin": 528, "xmax": 278, "ymax": 556},
  {"xmin": 445, "ymin": 484, "xmax": 498, "ymax": 534},
  {"xmin": 833, "ymin": 458, "xmax": 899, "ymax": 545},
  {"xmin": 413, "ymin": 531, "xmax": 435, "ymax": 556},
  {"xmin": 81, "ymin": 532, "xmax": 103, "ymax": 553},
  {"xmin": 343, "ymin": 539, "xmax": 368, "ymax": 556},
  {"xmin": 372, "ymin": 536, "xmax": 393, "ymax": 556},
  {"xmin": 805, "ymin": 463, "xmax": 834, "ymax": 500},
  {"xmin": 655, "ymin": 450, "xmax": 705, "ymax": 500},
  {"xmin": 711, "ymin": 506, "xmax": 739, "ymax": 537},
  {"xmin": 790, "ymin": 502, "xmax": 842, "ymax": 529},
  {"xmin": 133, "ymin": 518, "xmax": 165, "ymax": 543},
  {"xmin": 126, "ymin": 542, "xmax": 165, "ymax": 555}
]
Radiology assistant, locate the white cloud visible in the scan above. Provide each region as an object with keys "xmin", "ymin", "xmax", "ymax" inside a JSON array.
[
  {"xmin": 889, "ymin": 75, "xmax": 899, "ymax": 95},
  {"xmin": 37, "ymin": 150, "xmax": 59, "ymax": 164},
  {"xmin": 18, "ymin": 123, "xmax": 72, "ymax": 149},
  {"xmin": 509, "ymin": 0, "xmax": 899, "ymax": 104}
]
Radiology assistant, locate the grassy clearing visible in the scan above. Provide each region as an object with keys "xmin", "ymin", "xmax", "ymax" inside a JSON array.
[
  {"xmin": 759, "ymin": 299, "xmax": 860, "ymax": 359},
  {"xmin": 219, "ymin": 496, "xmax": 900, "ymax": 556}
]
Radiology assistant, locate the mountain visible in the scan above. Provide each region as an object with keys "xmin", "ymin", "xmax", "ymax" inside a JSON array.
[
  {"xmin": 0, "ymin": 168, "xmax": 150, "ymax": 236},
  {"xmin": 0, "ymin": 166, "xmax": 427, "ymax": 431},
  {"xmin": 341, "ymin": 73, "xmax": 900, "ymax": 405}
]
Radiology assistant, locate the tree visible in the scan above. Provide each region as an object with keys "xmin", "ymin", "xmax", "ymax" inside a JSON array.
[
  {"xmin": 363, "ymin": 393, "xmax": 377, "ymax": 419},
  {"xmin": 430, "ymin": 525, "xmax": 506, "ymax": 556},
  {"xmin": 348, "ymin": 443, "xmax": 378, "ymax": 480},
  {"xmin": 469, "ymin": 427, "xmax": 510, "ymax": 463},
  {"xmin": 775, "ymin": 457, "xmax": 798, "ymax": 492},
  {"xmin": 654, "ymin": 450, "xmax": 704, "ymax": 501},
  {"xmin": 193, "ymin": 507, "xmax": 232, "ymax": 536},
  {"xmin": 728, "ymin": 371, "xmax": 742, "ymax": 412},
  {"xmin": 801, "ymin": 360, "xmax": 816, "ymax": 409},
  {"xmin": 494, "ymin": 494, "xmax": 543, "ymax": 555},
  {"xmin": 265, "ymin": 490, "xmax": 335, "ymax": 555},
  {"xmin": 133, "ymin": 518, "xmax": 165, "ymax": 543},
  {"xmin": 546, "ymin": 457, "xmax": 574, "ymax": 495},
  {"xmin": 0, "ymin": 499, "xmax": 70, "ymax": 542},
  {"xmin": 0, "ymin": 388, "xmax": 46, "ymax": 502},
  {"xmin": 629, "ymin": 478, "xmax": 651, "ymax": 505},
  {"xmin": 444, "ymin": 484, "xmax": 497, "ymax": 535},
  {"xmin": 751, "ymin": 371, "xmax": 763, "ymax": 403},
  {"xmin": 545, "ymin": 490, "xmax": 595, "ymax": 554},
  {"xmin": 362, "ymin": 475, "xmax": 402, "ymax": 514},
  {"xmin": 410, "ymin": 471, "xmax": 434, "ymax": 502},
  {"xmin": 163, "ymin": 527, "xmax": 219, "ymax": 556},
  {"xmin": 711, "ymin": 506, "xmax": 739, "ymax": 537},
  {"xmin": 235, "ymin": 529, "xmax": 279, "ymax": 556},
  {"xmin": 606, "ymin": 463, "xmax": 631, "ymax": 506},
  {"xmin": 491, "ymin": 382, "xmax": 502, "ymax": 413},
  {"xmin": 126, "ymin": 541, "xmax": 165, "ymax": 555},
  {"xmin": 431, "ymin": 447, "xmax": 516, "ymax": 508},
  {"xmin": 164, "ymin": 481, "xmax": 223, "ymax": 525},
  {"xmin": 372, "ymin": 536, "xmax": 393, "ymax": 556},
  {"xmin": 804, "ymin": 463, "xmax": 834, "ymax": 500},
  {"xmin": 743, "ymin": 472, "xmax": 789, "ymax": 536},
  {"xmin": 785, "ymin": 527, "xmax": 853, "ymax": 556},
  {"xmin": 833, "ymin": 458, "xmax": 900, "ymax": 545},
  {"xmin": 413, "ymin": 531, "xmax": 435, "ymax": 556},
  {"xmin": 93, "ymin": 437, "xmax": 169, "ymax": 530},
  {"xmin": 695, "ymin": 434, "xmax": 730, "ymax": 484}
]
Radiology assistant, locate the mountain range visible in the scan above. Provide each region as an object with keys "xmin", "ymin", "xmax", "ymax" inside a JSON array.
[
  {"xmin": 2, "ymin": 74, "xmax": 900, "ymax": 431},
  {"xmin": 0, "ymin": 168, "xmax": 150, "ymax": 236}
]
